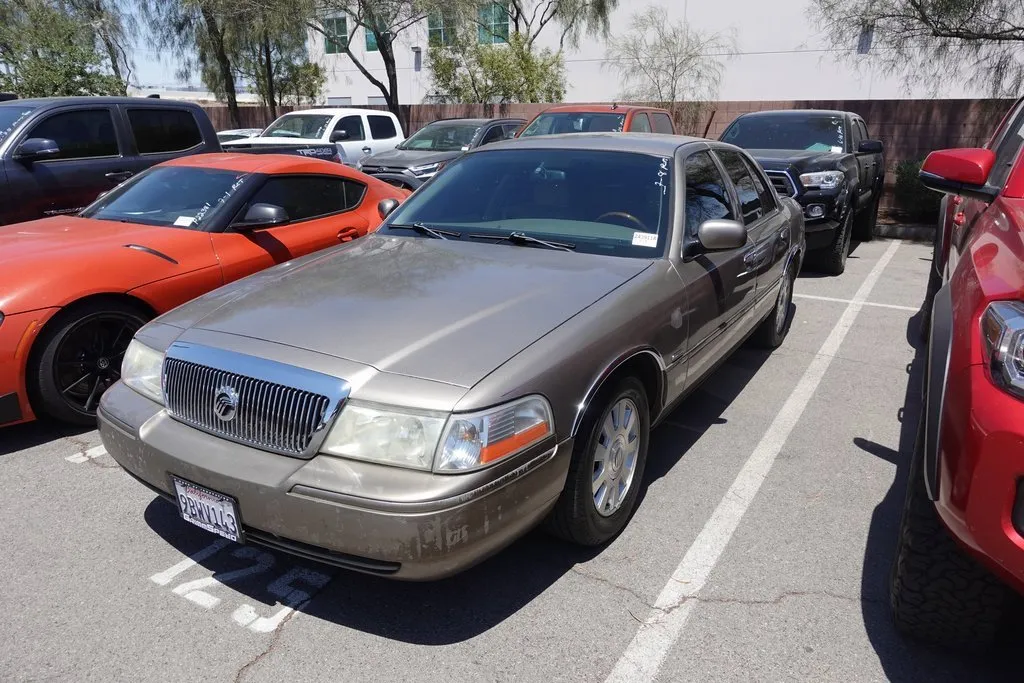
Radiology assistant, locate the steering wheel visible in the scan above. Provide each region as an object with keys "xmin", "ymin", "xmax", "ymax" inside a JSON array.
[{"xmin": 596, "ymin": 211, "xmax": 648, "ymax": 231}]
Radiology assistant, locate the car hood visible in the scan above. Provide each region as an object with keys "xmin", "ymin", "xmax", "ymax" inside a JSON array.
[
  {"xmin": 361, "ymin": 147, "xmax": 461, "ymax": 169},
  {"xmin": 0, "ymin": 216, "xmax": 193, "ymax": 264},
  {"xmin": 167, "ymin": 235, "xmax": 653, "ymax": 388},
  {"xmin": 744, "ymin": 148, "xmax": 847, "ymax": 173}
]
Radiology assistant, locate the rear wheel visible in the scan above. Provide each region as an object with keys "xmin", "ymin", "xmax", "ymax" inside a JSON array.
[
  {"xmin": 546, "ymin": 377, "xmax": 650, "ymax": 546},
  {"xmin": 30, "ymin": 300, "xmax": 150, "ymax": 425}
]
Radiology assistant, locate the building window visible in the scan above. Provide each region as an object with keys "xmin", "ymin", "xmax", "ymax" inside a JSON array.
[
  {"xmin": 478, "ymin": 2, "xmax": 509, "ymax": 44},
  {"xmin": 366, "ymin": 26, "xmax": 378, "ymax": 52},
  {"xmin": 428, "ymin": 12, "xmax": 454, "ymax": 47},
  {"xmin": 324, "ymin": 17, "xmax": 347, "ymax": 54},
  {"xmin": 857, "ymin": 24, "xmax": 874, "ymax": 54}
]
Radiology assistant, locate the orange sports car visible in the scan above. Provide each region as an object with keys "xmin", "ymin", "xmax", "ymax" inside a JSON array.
[{"xmin": 0, "ymin": 153, "xmax": 408, "ymax": 427}]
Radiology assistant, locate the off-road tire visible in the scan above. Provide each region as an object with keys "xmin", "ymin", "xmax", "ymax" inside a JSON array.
[
  {"xmin": 816, "ymin": 207, "xmax": 853, "ymax": 276},
  {"xmin": 546, "ymin": 377, "xmax": 650, "ymax": 546},
  {"xmin": 751, "ymin": 258, "xmax": 796, "ymax": 349},
  {"xmin": 889, "ymin": 417, "xmax": 1011, "ymax": 650}
]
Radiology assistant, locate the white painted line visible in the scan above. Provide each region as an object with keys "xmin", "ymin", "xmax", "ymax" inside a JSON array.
[
  {"xmin": 794, "ymin": 293, "xmax": 919, "ymax": 313},
  {"xmin": 150, "ymin": 539, "xmax": 231, "ymax": 586},
  {"xmin": 65, "ymin": 445, "xmax": 107, "ymax": 464},
  {"xmin": 604, "ymin": 240, "xmax": 902, "ymax": 683}
]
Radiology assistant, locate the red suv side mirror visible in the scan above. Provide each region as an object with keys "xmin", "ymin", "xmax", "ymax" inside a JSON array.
[{"xmin": 920, "ymin": 148, "xmax": 999, "ymax": 203}]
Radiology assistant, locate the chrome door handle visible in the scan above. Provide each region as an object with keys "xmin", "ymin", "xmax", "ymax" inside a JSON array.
[{"xmin": 361, "ymin": 146, "xmax": 372, "ymax": 154}]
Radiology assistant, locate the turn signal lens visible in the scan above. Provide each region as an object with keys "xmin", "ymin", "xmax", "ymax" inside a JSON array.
[
  {"xmin": 981, "ymin": 301, "xmax": 1024, "ymax": 399},
  {"xmin": 436, "ymin": 396, "xmax": 554, "ymax": 471}
]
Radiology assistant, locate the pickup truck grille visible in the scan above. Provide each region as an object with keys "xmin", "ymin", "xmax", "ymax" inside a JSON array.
[
  {"xmin": 164, "ymin": 357, "xmax": 333, "ymax": 457},
  {"xmin": 765, "ymin": 171, "xmax": 797, "ymax": 197}
]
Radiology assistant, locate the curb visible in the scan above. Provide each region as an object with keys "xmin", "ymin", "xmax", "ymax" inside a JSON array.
[{"xmin": 875, "ymin": 222, "xmax": 935, "ymax": 242}]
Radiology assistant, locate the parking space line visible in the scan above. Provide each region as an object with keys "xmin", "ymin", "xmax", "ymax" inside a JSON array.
[
  {"xmin": 65, "ymin": 445, "xmax": 107, "ymax": 464},
  {"xmin": 794, "ymin": 293, "xmax": 919, "ymax": 313},
  {"xmin": 604, "ymin": 240, "xmax": 902, "ymax": 683}
]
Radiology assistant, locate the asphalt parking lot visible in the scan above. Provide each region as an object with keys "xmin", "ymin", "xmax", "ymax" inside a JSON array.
[{"xmin": 2, "ymin": 237, "xmax": 1019, "ymax": 682}]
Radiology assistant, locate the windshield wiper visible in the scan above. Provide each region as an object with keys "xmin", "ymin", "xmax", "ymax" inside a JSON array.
[
  {"xmin": 468, "ymin": 231, "xmax": 576, "ymax": 252},
  {"xmin": 389, "ymin": 222, "xmax": 461, "ymax": 240}
]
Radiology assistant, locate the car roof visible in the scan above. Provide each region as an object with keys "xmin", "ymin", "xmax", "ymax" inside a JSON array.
[
  {"xmin": 160, "ymin": 152, "xmax": 350, "ymax": 175},
  {"xmin": 0, "ymin": 96, "xmax": 201, "ymax": 109},
  {"xmin": 276, "ymin": 107, "xmax": 395, "ymax": 117},
  {"xmin": 536, "ymin": 104, "xmax": 667, "ymax": 114},
  {"xmin": 425, "ymin": 117, "xmax": 525, "ymax": 125},
  {"xmin": 478, "ymin": 132, "xmax": 702, "ymax": 156},
  {"xmin": 735, "ymin": 109, "xmax": 850, "ymax": 118}
]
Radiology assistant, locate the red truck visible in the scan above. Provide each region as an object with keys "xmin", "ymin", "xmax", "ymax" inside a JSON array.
[
  {"xmin": 891, "ymin": 96, "xmax": 1024, "ymax": 648},
  {"xmin": 517, "ymin": 104, "xmax": 676, "ymax": 137}
]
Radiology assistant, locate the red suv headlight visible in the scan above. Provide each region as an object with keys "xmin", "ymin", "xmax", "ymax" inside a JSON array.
[{"xmin": 981, "ymin": 301, "xmax": 1024, "ymax": 399}]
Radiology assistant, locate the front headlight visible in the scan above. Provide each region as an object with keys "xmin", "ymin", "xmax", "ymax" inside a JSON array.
[
  {"xmin": 409, "ymin": 161, "xmax": 444, "ymax": 177},
  {"xmin": 121, "ymin": 339, "xmax": 165, "ymax": 404},
  {"xmin": 799, "ymin": 171, "xmax": 844, "ymax": 189},
  {"xmin": 320, "ymin": 402, "xmax": 448, "ymax": 470},
  {"xmin": 436, "ymin": 396, "xmax": 554, "ymax": 472},
  {"xmin": 981, "ymin": 301, "xmax": 1024, "ymax": 399}
]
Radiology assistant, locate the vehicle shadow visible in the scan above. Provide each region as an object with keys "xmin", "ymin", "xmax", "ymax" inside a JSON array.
[
  {"xmin": 140, "ymin": 329, "xmax": 778, "ymax": 645},
  {"xmin": 0, "ymin": 420, "xmax": 93, "ymax": 457},
  {"xmin": 855, "ymin": 305, "xmax": 1020, "ymax": 681},
  {"xmin": 796, "ymin": 240, "xmax": 867, "ymax": 279}
]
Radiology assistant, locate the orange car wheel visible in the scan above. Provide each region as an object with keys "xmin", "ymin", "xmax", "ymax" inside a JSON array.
[{"xmin": 29, "ymin": 299, "xmax": 151, "ymax": 425}]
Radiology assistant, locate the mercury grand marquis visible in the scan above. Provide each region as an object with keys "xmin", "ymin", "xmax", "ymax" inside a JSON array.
[{"xmin": 98, "ymin": 133, "xmax": 806, "ymax": 580}]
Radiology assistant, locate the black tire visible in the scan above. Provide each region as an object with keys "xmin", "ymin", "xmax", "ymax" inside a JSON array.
[
  {"xmin": 546, "ymin": 377, "xmax": 650, "ymax": 546},
  {"xmin": 815, "ymin": 206, "xmax": 853, "ymax": 276},
  {"xmin": 854, "ymin": 192, "xmax": 879, "ymax": 242},
  {"xmin": 29, "ymin": 299, "xmax": 150, "ymax": 425},
  {"xmin": 889, "ymin": 416, "xmax": 1011, "ymax": 650},
  {"xmin": 751, "ymin": 257, "xmax": 796, "ymax": 349}
]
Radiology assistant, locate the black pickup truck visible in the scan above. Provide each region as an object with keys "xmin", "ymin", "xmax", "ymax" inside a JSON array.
[
  {"xmin": 720, "ymin": 109, "xmax": 885, "ymax": 275},
  {"xmin": 0, "ymin": 96, "xmax": 341, "ymax": 226}
]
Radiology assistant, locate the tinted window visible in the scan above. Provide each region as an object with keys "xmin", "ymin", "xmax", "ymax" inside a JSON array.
[
  {"xmin": 685, "ymin": 151, "xmax": 734, "ymax": 236},
  {"xmin": 651, "ymin": 113, "xmax": 674, "ymax": 134},
  {"xmin": 79, "ymin": 166, "xmax": 249, "ymax": 229},
  {"xmin": 857, "ymin": 119, "xmax": 869, "ymax": 141},
  {"xmin": 988, "ymin": 106, "xmax": 1024, "ymax": 187},
  {"xmin": 369, "ymin": 114, "xmax": 397, "ymax": 140},
  {"xmin": 479, "ymin": 125, "xmax": 505, "ymax": 145},
  {"xmin": 520, "ymin": 112, "xmax": 626, "ymax": 136},
  {"xmin": 334, "ymin": 115, "xmax": 365, "ymax": 141},
  {"xmin": 721, "ymin": 113, "xmax": 846, "ymax": 153},
  {"xmin": 849, "ymin": 117, "xmax": 863, "ymax": 148},
  {"xmin": 128, "ymin": 108, "xmax": 202, "ymax": 154},
  {"xmin": 243, "ymin": 176, "xmax": 365, "ymax": 223},
  {"xmin": 0, "ymin": 105, "xmax": 37, "ymax": 145},
  {"xmin": 715, "ymin": 149, "xmax": 763, "ymax": 225},
  {"xmin": 27, "ymin": 109, "xmax": 119, "ymax": 160},
  {"xmin": 502, "ymin": 123, "xmax": 522, "ymax": 138},
  {"xmin": 742, "ymin": 155, "xmax": 776, "ymax": 213},
  {"xmin": 382, "ymin": 149, "xmax": 673, "ymax": 259},
  {"xmin": 631, "ymin": 113, "xmax": 652, "ymax": 133}
]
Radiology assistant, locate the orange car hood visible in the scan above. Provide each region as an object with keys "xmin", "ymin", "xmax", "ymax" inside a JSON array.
[{"xmin": 0, "ymin": 216, "xmax": 215, "ymax": 314}]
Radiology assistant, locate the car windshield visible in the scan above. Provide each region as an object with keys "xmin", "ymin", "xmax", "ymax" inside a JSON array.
[
  {"xmin": 721, "ymin": 114, "xmax": 846, "ymax": 152},
  {"xmin": 381, "ymin": 148, "xmax": 672, "ymax": 258},
  {"xmin": 520, "ymin": 112, "xmax": 626, "ymax": 137},
  {"xmin": 396, "ymin": 122, "xmax": 481, "ymax": 151},
  {"xmin": 79, "ymin": 166, "xmax": 251, "ymax": 229},
  {"xmin": 0, "ymin": 105, "xmax": 37, "ymax": 144},
  {"xmin": 262, "ymin": 114, "xmax": 332, "ymax": 139}
]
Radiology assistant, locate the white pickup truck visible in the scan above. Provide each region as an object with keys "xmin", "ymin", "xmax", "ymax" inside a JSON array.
[{"xmin": 221, "ymin": 107, "xmax": 405, "ymax": 166}]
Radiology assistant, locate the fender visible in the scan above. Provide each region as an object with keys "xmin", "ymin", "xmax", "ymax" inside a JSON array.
[
  {"xmin": 570, "ymin": 348, "xmax": 666, "ymax": 437},
  {"xmin": 924, "ymin": 281, "xmax": 954, "ymax": 500}
]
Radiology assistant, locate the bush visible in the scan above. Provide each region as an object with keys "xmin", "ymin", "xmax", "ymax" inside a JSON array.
[{"xmin": 893, "ymin": 158, "xmax": 942, "ymax": 224}]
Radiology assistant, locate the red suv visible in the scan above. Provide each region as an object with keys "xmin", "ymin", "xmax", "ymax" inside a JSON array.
[{"xmin": 891, "ymin": 97, "xmax": 1024, "ymax": 648}]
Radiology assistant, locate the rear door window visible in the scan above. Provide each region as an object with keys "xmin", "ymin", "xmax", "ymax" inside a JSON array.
[
  {"xmin": 25, "ymin": 109, "xmax": 120, "ymax": 160},
  {"xmin": 127, "ymin": 108, "xmax": 203, "ymax": 154},
  {"xmin": 714, "ymin": 148, "xmax": 765, "ymax": 225},
  {"xmin": 368, "ymin": 114, "xmax": 397, "ymax": 140},
  {"xmin": 631, "ymin": 113, "xmax": 652, "ymax": 132},
  {"xmin": 333, "ymin": 115, "xmax": 365, "ymax": 141},
  {"xmin": 651, "ymin": 113, "xmax": 674, "ymax": 134},
  {"xmin": 479, "ymin": 125, "xmax": 505, "ymax": 146}
]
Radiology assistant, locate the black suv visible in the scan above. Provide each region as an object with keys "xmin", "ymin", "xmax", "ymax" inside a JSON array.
[{"xmin": 0, "ymin": 96, "xmax": 220, "ymax": 226}]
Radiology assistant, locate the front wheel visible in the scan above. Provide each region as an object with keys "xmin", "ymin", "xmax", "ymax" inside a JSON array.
[
  {"xmin": 816, "ymin": 207, "xmax": 853, "ymax": 276},
  {"xmin": 854, "ymin": 193, "xmax": 879, "ymax": 242},
  {"xmin": 546, "ymin": 377, "xmax": 650, "ymax": 546}
]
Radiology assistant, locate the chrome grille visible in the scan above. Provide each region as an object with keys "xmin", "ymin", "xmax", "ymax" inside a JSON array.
[
  {"xmin": 766, "ymin": 171, "xmax": 796, "ymax": 197},
  {"xmin": 164, "ymin": 357, "xmax": 332, "ymax": 457}
]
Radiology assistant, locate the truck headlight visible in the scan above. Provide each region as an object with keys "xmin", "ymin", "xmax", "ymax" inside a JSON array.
[
  {"xmin": 981, "ymin": 301, "xmax": 1024, "ymax": 399},
  {"xmin": 799, "ymin": 171, "xmax": 843, "ymax": 189},
  {"xmin": 321, "ymin": 402, "xmax": 447, "ymax": 470},
  {"xmin": 121, "ymin": 339, "xmax": 165, "ymax": 404},
  {"xmin": 436, "ymin": 396, "xmax": 554, "ymax": 471}
]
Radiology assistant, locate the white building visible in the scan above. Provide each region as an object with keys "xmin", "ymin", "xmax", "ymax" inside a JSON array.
[{"xmin": 309, "ymin": 0, "xmax": 988, "ymax": 106}]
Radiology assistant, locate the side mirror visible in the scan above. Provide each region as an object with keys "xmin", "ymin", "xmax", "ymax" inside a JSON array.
[
  {"xmin": 919, "ymin": 148, "xmax": 998, "ymax": 203},
  {"xmin": 697, "ymin": 219, "xmax": 747, "ymax": 251},
  {"xmin": 857, "ymin": 139, "xmax": 884, "ymax": 154},
  {"xmin": 330, "ymin": 130, "xmax": 350, "ymax": 142},
  {"xmin": 14, "ymin": 137, "xmax": 60, "ymax": 161},
  {"xmin": 378, "ymin": 198, "xmax": 400, "ymax": 220},
  {"xmin": 235, "ymin": 203, "xmax": 288, "ymax": 229}
]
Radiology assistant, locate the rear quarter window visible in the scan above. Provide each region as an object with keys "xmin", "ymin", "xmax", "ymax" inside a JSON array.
[
  {"xmin": 651, "ymin": 113, "xmax": 674, "ymax": 134},
  {"xmin": 127, "ymin": 108, "xmax": 203, "ymax": 154}
]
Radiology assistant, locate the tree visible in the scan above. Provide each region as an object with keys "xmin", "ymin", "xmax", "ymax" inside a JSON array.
[
  {"xmin": 69, "ymin": 0, "xmax": 137, "ymax": 93},
  {"xmin": 809, "ymin": 0, "xmax": 1024, "ymax": 97},
  {"xmin": 0, "ymin": 0, "xmax": 126, "ymax": 97},
  {"xmin": 232, "ymin": 17, "xmax": 326, "ymax": 114},
  {"xmin": 428, "ymin": 30, "xmax": 565, "ymax": 103}
]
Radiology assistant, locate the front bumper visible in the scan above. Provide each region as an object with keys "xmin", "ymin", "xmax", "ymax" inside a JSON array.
[
  {"xmin": 98, "ymin": 381, "xmax": 572, "ymax": 580},
  {"xmin": 935, "ymin": 364, "xmax": 1024, "ymax": 594},
  {"xmin": 790, "ymin": 188, "xmax": 847, "ymax": 252},
  {"xmin": 0, "ymin": 308, "xmax": 58, "ymax": 426}
]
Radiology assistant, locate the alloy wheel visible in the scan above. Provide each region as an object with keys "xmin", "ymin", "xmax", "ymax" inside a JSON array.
[{"xmin": 52, "ymin": 312, "xmax": 143, "ymax": 415}]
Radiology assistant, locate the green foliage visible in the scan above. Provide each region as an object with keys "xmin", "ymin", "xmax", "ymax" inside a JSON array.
[
  {"xmin": 428, "ymin": 31, "xmax": 565, "ymax": 103},
  {"xmin": 894, "ymin": 159, "xmax": 942, "ymax": 223},
  {"xmin": 0, "ymin": 0, "xmax": 126, "ymax": 97}
]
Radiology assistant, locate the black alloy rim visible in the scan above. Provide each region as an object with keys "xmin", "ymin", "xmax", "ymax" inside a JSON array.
[{"xmin": 53, "ymin": 313, "xmax": 144, "ymax": 415}]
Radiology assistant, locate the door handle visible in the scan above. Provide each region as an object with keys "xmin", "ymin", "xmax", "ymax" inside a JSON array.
[
  {"xmin": 337, "ymin": 227, "xmax": 360, "ymax": 242},
  {"xmin": 361, "ymin": 146, "xmax": 372, "ymax": 154},
  {"xmin": 105, "ymin": 171, "xmax": 133, "ymax": 182}
]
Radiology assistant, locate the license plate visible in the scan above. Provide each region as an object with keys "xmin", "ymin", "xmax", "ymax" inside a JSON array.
[{"xmin": 171, "ymin": 476, "xmax": 243, "ymax": 543}]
